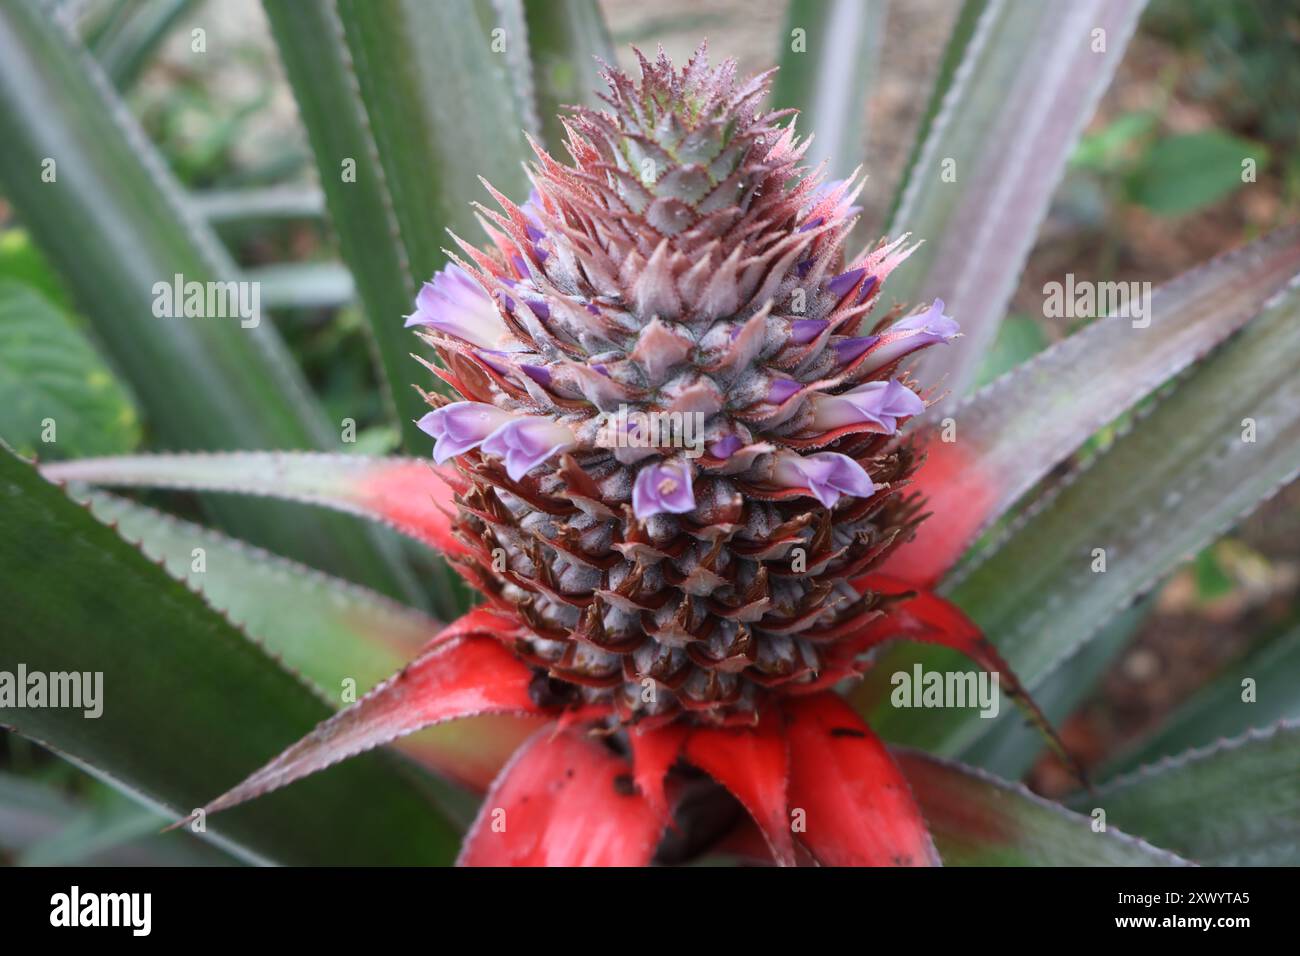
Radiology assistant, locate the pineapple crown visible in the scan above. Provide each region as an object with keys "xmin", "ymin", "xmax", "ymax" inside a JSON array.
[{"xmin": 406, "ymin": 44, "xmax": 960, "ymax": 726}]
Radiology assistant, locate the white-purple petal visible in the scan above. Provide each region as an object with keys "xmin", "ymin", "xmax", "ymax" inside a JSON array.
[
  {"xmin": 632, "ymin": 461, "xmax": 696, "ymax": 519},
  {"xmin": 771, "ymin": 451, "xmax": 875, "ymax": 508},
  {"xmin": 810, "ymin": 379, "xmax": 925, "ymax": 433},
  {"xmin": 856, "ymin": 299, "xmax": 959, "ymax": 372},
  {"xmin": 480, "ymin": 416, "xmax": 575, "ymax": 481},
  {"xmin": 416, "ymin": 401, "xmax": 513, "ymax": 464},
  {"xmin": 405, "ymin": 264, "xmax": 514, "ymax": 351}
]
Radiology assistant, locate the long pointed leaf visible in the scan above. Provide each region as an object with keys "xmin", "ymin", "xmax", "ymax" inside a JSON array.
[
  {"xmin": 0, "ymin": 445, "xmax": 459, "ymax": 865},
  {"xmin": 0, "ymin": 770, "xmax": 234, "ymax": 867},
  {"xmin": 1102, "ymin": 617, "xmax": 1300, "ymax": 779},
  {"xmin": 82, "ymin": 490, "xmax": 531, "ymax": 790},
  {"xmin": 883, "ymin": 224, "xmax": 1300, "ymax": 587},
  {"xmin": 0, "ymin": 0, "xmax": 421, "ymax": 604},
  {"xmin": 263, "ymin": 0, "xmax": 530, "ymax": 451},
  {"xmin": 523, "ymin": 0, "xmax": 615, "ymax": 152},
  {"xmin": 896, "ymin": 750, "xmax": 1190, "ymax": 865},
  {"xmin": 42, "ymin": 451, "xmax": 465, "ymax": 555},
  {"xmin": 887, "ymin": 0, "xmax": 1145, "ymax": 403},
  {"xmin": 771, "ymin": 0, "xmax": 886, "ymax": 180},
  {"xmin": 856, "ymin": 274, "xmax": 1300, "ymax": 753},
  {"xmin": 1079, "ymin": 720, "xmax": 1300, "ymax": 865},
  {"xmin": 194, "ymin": 630, "xmax": 543, "ymax": 822}
]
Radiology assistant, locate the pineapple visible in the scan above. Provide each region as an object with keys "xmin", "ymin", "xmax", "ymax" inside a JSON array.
[{"xmin": 409, "ymin": 46, "xmax": 957, "ymax": 727}]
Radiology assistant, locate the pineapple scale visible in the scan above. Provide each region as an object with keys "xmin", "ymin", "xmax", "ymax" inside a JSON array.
[{"xmin": 413, "ymin": 45, "xmax": 956, "ymax": 727}]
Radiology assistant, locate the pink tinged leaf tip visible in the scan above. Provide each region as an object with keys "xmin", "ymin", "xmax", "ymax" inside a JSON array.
[
  {"xmin": 406, "ymin": 264, "xmax": 514, "ymax": 351},
  {"xmin": 417, "ymin": 402, "xmax": 513, "ymax": 464},
  {"xmin": 772, "ymin": 451, "xmax": 875, "ymax": 508},
  {"xmin": 480, "ymin": 416, "xmax": 576, "ymax": 481},
  {"xmin": 632, "ymin": 461, "xmax": 696, "ymax": 519},
  {"xmin": 825, "ymin": 267, "xmax": 866, "ymax": 300},
  {"xmin": 811, "ymin": 379, "xmax": 926, "ymax": 433}
]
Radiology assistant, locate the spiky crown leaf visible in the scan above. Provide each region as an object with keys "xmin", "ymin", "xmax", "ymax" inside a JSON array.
[{"xmin": 408, "ymin": 45, "xmax": 958, "ymax": 727}]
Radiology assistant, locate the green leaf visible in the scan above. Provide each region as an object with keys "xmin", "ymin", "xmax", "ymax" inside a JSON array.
[
  {"xmin": 0, "ymin": 769, "xmax": 235, "ymax": 866},
  {"xmin": 1102, "ymin": 618, "xmax": 1300, "ymax": 778},
  {"xmin": 885, "ymin": 224, "xmax": 1300, "ymax": 587},
  {"xmin": 896, "ymin": 750, "xmax": 1189, "ymax": 865},
  {"xmin": 0, "ymin": 0, "xmax": 424, "ymax": 606},
  {"xmin": 1069, "ymin": 109, "xmax": 1156, "ymax": 172},
  {"xmin": 83, "ymin": 491, "xmax": 438, "ymax": 690},
  {"xmin": 1079, "ymin": 720, "xmax": 1300, "ymax": 865},
  {"xmin": 0, "ymin": 443, "xmax": 461, "ymax": 864},
  {"xmin": 42, "ymin": 451, "xmax": 457, "ymax": 550},
  {"xmin": 42, "ymin": 449, "xmax": 470, "ymax": 622},
  {"xmin": 0, "ymin": 280, "xmax": 141, "ymax": 458},
  {"xmin": 82, "ymin": 490, "xmax": 531, "ymax": 797},
  {"xmin": 887, "ymin": 0, "xmax": 1146, "ymax": 406},
  {"xmin": 1127, "ymin": 130, "xmax": 1270, "ymax": 216},
  {"xmin": 771, "ymin": 0, "xmax": 886, "ymax": 180},
  {"xmin": 87, "ymin": 0, "xmax": 199, "ymax": 89},
  {"xmin": 884, "ymin": 0, "xmax": 986, "ymax": 227},
  {"xmin": 263, "ymin": 0, "xmax": 530, "ymax": 452},
  {"xmin": 0, "ymin": 229, "xmax": 73, "ymax": 310},
  {"xmin": 523, "ymin": 0, "xmax": 615, "ymax": 152},
  {"xmin": 857, "ymin": 270, "xmax": 1300, "ymax": 754}
]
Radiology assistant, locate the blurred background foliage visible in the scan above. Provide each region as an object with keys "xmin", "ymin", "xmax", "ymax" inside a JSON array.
[{"xmin": 0, "ymin": 0, "xmax": 1297, "ymax": 865}]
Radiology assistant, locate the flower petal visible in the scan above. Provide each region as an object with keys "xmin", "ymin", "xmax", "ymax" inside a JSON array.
[
  {"xmin": 684, "ymin": 710, "xmax": 796, "ymax": 866},
  {"xmin": 632, "ymin": 460, "xmax": 696, "ymax": 519},
  {"xmin": 771, "ymin": 451, "xmax": 874, "ymax": 507},
  {"xmin": 783, "ymin": 692, "xmax": 939, "ymax": 867},
  {"xmin": 480, "ymin": 416, "xmax": 575, "ymax": 481},
  {"xmin": 458, "ymin": 726, "xmax": 665, "ymax": 866},
  {"xmin": 417, "ymin": 401, "xmax": 513, "ymax": 463}
]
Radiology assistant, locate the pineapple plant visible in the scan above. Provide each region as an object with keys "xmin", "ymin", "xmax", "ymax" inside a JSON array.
[{"xmin": 1, "ymin": 0, "xmax": 1298, "ymax": 869}]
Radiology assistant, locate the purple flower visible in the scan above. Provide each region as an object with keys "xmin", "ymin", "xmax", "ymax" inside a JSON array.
[
  {"xmin": 767, "ymin": 378, "xmax": 803, "ymax": 404},
  {"xmin": 771, "ymin": 451, "xmax": 875, "ymax": 508},
  {"xmin": 825, "ymin": 267, "xmax": 866, "ymax": 300},
  {"xmin": 405, "ymin": 264, "xmax": 515, "ymax": 351},
  {"xmin": 855, "ymin": 274, "xmax": 879, "ymax": 304},
  {"xmin": 833, "ymin": 335, "xmax": 880, "ymax": 367},
  {"xmin": 709, "ymin": 434, "xmax": 744, "ymax": 459},
  {"xmin": 632, "ymin": 461, "xmax": 696, "ymax": 519},
  {"xmin": 416, "ymin": 402, "xmax": 512, "ymax": 464},
  {"xmin": 520, "ymin": 364, "xmax": 552, "ymax": 387},
  {"xmin": 790, "ymin": 319, "xmax": 828, "ymax": 345},
  {"xmin": 857, "ymin": 299, "xmax": 959, "ymax": 372},
  {"xmin": 811, "ymin": 379, "xmax": 926, "ymax": 433},
  {"xmin": 480, "ymin": 416, "xmax": 575, "ymax": 481}
]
